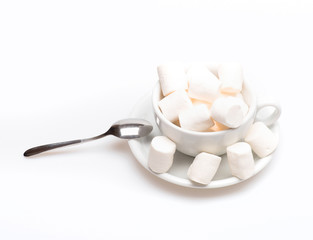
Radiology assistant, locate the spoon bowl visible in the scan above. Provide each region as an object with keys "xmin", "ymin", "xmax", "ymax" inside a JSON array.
[{"xmin": 110, "ymin": 119, "xmax": 154, "ymax": 139}]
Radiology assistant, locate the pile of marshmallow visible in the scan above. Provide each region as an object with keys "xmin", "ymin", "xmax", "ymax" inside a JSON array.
[
  {"xmin": 147, "ymin": 63, "xmax": 279, "ymax": 185},
  {"xmin": 158, "ymin": 62, "xmax": 249, "ymax": 131}
]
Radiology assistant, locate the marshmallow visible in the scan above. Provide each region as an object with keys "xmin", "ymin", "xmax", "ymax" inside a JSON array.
[
  {"xmin": 210, "ymin": 120, "xmax": 229, "ymax": 132},
  {"xmin": 211, "ymin": 96, "xmax": 245, "ymax": 128},
  {"xmin": 239, "ymin": 99, "xmax": 249, "ymax": 117},
  {"xmin": 235, "ymin": 93, "xmax": 248, "ymax": 114},
  {"xmin": 244, "ymin": 122, "xmax": 278, "ymax": 158},
  {"xmin": 187, "ymin": 152, "xmax": 221, "ymax": 185},
  {"xmin": 231, "ymin": 95, "xmax": 249, "ymax": 117},
  {"xmin": 179, "ymin": 104, "xmax": 214, "ymax": 132},
  {"xmin": 186, "ymin": 64, "xmax": 211, "ymax": 78},
  {"xmin": 157, "ymin": 63, "xmax": 188, "ymax": 96},
  {"xmin": 158, "ymin": 89, "xmax": 192, "ymax": 122},
  {"xmin": 148, "ymin": 136, "xmax": 176, "ymax": 173},
  {"xmin": 219, "ymin": 93, "xmax": 249, "ymax": 117},
  {"xmin": 227, "ymin": 142, "xmax": 254, "ymax": 180},
  {"xmin": 187, "ymin": 64, "xmax": 221, "ymax": 103},
  {"xmin": 218, "ymin": 63, "xmax": 244, "ymax": 94}
]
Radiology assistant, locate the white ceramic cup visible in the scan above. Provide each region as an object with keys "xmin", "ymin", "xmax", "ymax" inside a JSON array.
[{"xmin": 152, "ymin": 80, "xmax": 281, "ymax": 157}]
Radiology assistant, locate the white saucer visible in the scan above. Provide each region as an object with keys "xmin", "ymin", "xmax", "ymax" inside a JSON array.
[{"xmin": 128, "ymin": 92, "xmax": 279, "ymax": 189}]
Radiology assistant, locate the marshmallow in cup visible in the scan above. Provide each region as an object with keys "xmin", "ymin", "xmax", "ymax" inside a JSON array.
[{"xmin": 152, "ymin": 63, "xmax": 281, "ymax": 157}]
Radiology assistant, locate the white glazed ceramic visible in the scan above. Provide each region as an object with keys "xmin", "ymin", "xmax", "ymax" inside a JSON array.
[
  {"xmin": 152, "ymin": 81, "xmax": 281, "ymax": 157},
  {"xmin": 128, "ymin": 92, "xmax": 280, "ymax": 189}
]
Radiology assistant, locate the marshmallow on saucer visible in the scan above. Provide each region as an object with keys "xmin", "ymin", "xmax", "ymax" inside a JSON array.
[
  {"xmin": 158, "ymin": 89, "xmax": 193, "ymax": 122},
  {"xmin": 218, "ymin": 63, "xmax": 243, "ymax": 94},
  {"xmin": 179, "ymin": 104, "xmax": 214, "ymax": 132},
  {"xmin": 227, "ymin": 142, "xmax": 254, "ymax": 180},
  {"xmin": 244, "ymin": 122, "xmax": 278, "ymax": 158},
  {"xmin": 157, "ymin": 63, "xmax": 188, "ymax": 96},
  {"xmin": 148, "ymin": 136, "xmax": 176, "ymax": 174},
  {"xmin": 187, "ymin": 152, "xmax": 221, "ymax": 185},
  {"xmin": 211, "ymin": 96, "xmax": 245, "ymax": 128},
  {"xmin": 187, "ymin": 64, "xmax": 221, "ymax": 103}
]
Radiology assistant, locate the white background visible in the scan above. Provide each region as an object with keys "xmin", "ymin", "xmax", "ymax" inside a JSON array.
[{"xmin": 0, "ymin": 0, "xmax": 312, "ymax": 239}]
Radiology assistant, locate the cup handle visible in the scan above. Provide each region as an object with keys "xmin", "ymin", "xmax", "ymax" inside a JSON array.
[{"xmin": 255, "ymin": 97, "xmax": 281, "ymax": 126}]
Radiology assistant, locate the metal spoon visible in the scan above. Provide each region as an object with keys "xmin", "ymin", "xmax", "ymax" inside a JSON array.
[{"xmin": 24, "ymin": 118, "xmax": 153, "ymax": 157}]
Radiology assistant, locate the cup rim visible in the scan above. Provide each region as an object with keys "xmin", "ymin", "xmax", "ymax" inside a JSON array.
[{"xmin": 152, "ymin": 80, "xmax": 257, "ymax": 136}]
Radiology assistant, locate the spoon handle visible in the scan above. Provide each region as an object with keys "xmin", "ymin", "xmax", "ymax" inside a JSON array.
[
  {"xmin": 24, "ymin": 129, "xmax": 112, "ymax": 157},
  {"xmin": 24, "ymin": 139, "xmax": 83, "ymax": 157}
]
